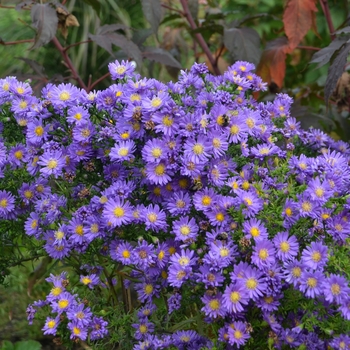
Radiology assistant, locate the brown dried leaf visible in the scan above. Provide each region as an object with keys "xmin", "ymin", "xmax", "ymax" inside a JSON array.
[{"xmin": 56, "ymin": 4, "xmax": 79, "ymax": 39}]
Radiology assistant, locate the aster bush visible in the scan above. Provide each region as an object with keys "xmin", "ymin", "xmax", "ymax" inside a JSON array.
[{"xmin": 1, "ymin": 59, "xmax": 350, "ymax": 349}]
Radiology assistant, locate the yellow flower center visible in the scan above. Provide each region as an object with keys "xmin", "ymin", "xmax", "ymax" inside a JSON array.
[
  {"xmin": 75, "ymin": 225, "xmax": 84, "ymax": 236},
  {"xmin": 19, "ymin": 100, "xmax": 27, "ymax": 109},
  {"xmin": 331, "ymin": 283, "xmax": 340, "ymax": 295},
  {"xmin": 74, "ymin": 113, "xmax": 82, "ymax": 120},
  {"xmin": 202, "ymin": 195, "xmax": 211, "ymax": 206},
  {"xmin": 301, "ymin": 201, "xmax": 312, "ymax": 212},
  {"xmin": 139, "ymin": 324, "xmax": 148, "ymax": 333},
  {"xmin": 220, "ymin": 247, "xmax": 229, "ymax": 257},
  {"xmin": 73, "ymin": 327, "xmax": 81, "ymax": 335},
  {"xmin": 246, "ymin": 118, "xmax": 255, "ymax": 128},
  {"xmin": 250, "ymin": 227, "xmax": 260, "ymax": 237},
  {"xmin": 151, "ymin": 147, "xmax": 162, "ymax": 158},
  {"xmin": 17, "ymin": 87, "xmax": 24, "ymax": 94},
  {"xmin": 162, "ymin": 115, "xmax": 174, "ymax": 126},
  {"xmin": 0, "ymin": 199, "xmax": 8, "ymax": 208},
  {"xmin": 230, "ymin": 125, "xmax": 239, "ymax": 135},
  {"xmin": 148, "ymin": 213, "xmax": 157, "ymax": 222},
  {"xmin": 82, "ymin": 277, "xmax": 92, "ymax": 285},
  {"xmin": 311, "ymin": 251, "xmax": 321, "ymax": 263},
  {"xmin": 246, "ymin": 278, "xmax": 257, "ymax": 290},
  {"xmin": 122, "ymin": 250, "xmax": 130, "ymax": 258},
  {"xmin": 264, "ymin": 296, "xmax": 274, "ymax": 304},
  {"xmin": 292, "ymin": 267, "xmax": 301, "ymax": 278},
  {"xmin": 51, "ymin": 287, "xmax": 62, "ymax": 296},
  {"xmin": 121, "ymin": 132, "xmax": 130, "ymax": 139},
  {"xmin": 130, "ymin": 94, "xmax": 141, "ymax": 101},
  {"xmin": 176, "ymin": 199, "xmax": 185, "ymax": 208},
  {"xmin": 34, "ymin": 126, "xmax": 44, "ymax": 136},
  {"xmin": 180, "ymin": 225, "xmax": 190, "ymax": 236},
  {"xmin": 14, "ymin": 150, "xmax": 23, "ymax": 160},
  {"xmin": 144, "ymin": 284, "xmax": 153, "ymax": 294},
  {"xmin": 116, "ymin": 66, "xmax": 126, "ymax": 74},
  {"xmin": 234, "ymin": 330, "xmax": 243, "ymax": 339},
  {"xmin": 47, "ymin": 320, "xmax": 56, "ymax": 329},
  {"xmin": 113, "ymin": 207, "xmax": 125, "ymax": 218},
  {"xmin": 307, "ymin": 277, "xmax": 317, "ymax": 288},
  {"xmin": 154, "ymin": 164, "xmax": 165, "ymax": 175},
  {"xmin": 178, "ymin": 257, "xmax": 189, "ymax": 266},
  {"xmin": 280, "ymin": 241, "xmax": 290, "ymax": 253},
  {"xmin": 244, "ymin": 197, "xmax": 252, "ymax": 206},
  {"xmin": 209, "ymin": 299, "xmax": 220, "ymax": 310},
  {"xmin": 285, "ymin": 207, "xmax": 292, "ymax": 217},
  {"xmin": 47, "ymin": 160, "xmax": 58, "ymax": 169},
  {"xmin": 158, "ymin": 250, "xmax": 165, "ymax": 260},
  {"xmin": 90, "ymin": 223, "xmax": 99, "ymax": 233},
  {"xmin": 212, "ymin": 138, "xmax": 221, "ymax": 148},
  {"xmin": 31, "ymin": 220, "xmax": 38, "ymax": 229},
  {"xmin": 58, "ymin": 299, "xmax": 69, "ymax": 309},
  {"xmin": 230, "ymin": 291, "xmax": 241, "ymax": 302},
  {"xmin": 216, "ymin": 212, "xmax": 225, "ymax": 222},
  {"xmin": 315, "ymin": 187, "xmax": 324, "ymax": 197},
  {"xmin": 258, "ymin": 249, "xmax": 269, "ymax": 260},
  {"xmin": 118, "ymin": 148, "xmax": 129, "ymax": 156},
  {"xmin": 59, "ymin": 91, "xmax": 70, "ymax": 101},
  {"xmin": 151, "ymin": 97, "xmax": 162, "ymax": 108},
  {"xmin": 55, "ymin": 230, "xmax": 65, "ymax": 240},
  {"xmin": 193, "ymin": 143, "xmax": 204, "ymax": 155}
]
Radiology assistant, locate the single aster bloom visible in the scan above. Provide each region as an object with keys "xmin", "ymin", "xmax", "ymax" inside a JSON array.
[
  {"xmin": 273, "ymin": 231, "xmax": 299, "ymax": 261},
  {"xmin": 0, "ymin": 190, "xmax": 15, "ymax": 219},
  {"xmin": 38, "ymin": 150, "xmax": 65, "ymax": 178},
  {"xmin": 227, "ymin": 321, "xmax": 250, "ymax": 348},
  {"xmin": 252, "ymin": 240, "xmax": 276, "ymax": 269},
  {"xmin": 66, "ymin": 303, "xmax": 93, "ymax": 327},
  {"xmin": 68, "ymin": 321, "xmax": 88, "ymax": 340},
  {"xmin": 26, "ymin": 119, "xmax": 48, "ymax": 146},
  {"xmin": 42, "ymin": 316, "xmax": 60, "ymax": 335},
  {"xmin": 195, "ymin": 264, "xmax": 225, "ymax": 288},
  {"xmin": 165, "ymin": 191, "xmax": 191, "ymax": 215},
  {"xmin": 201, "ymin": 292, "xmax": 226, "ymax": 319},
  {"xmin": 108, "ymin": 59, "xmax": 135, "ymax": 79},
  {"xmin": 236, "ymin": 189, "xmax": 264, "ymax": 218},
  {"xmin": 72, "ymin": 121, "xmax": 95, "ymax": 142},
  {"xmin": 51, "ymin": 291, "xmax": 76, "ymax": 314},
  {"xmin": 134, "ymin": 240, "xmax": 156, "ymax": 269},
  {"xmin": 67, "ymin": 105, "xmax": 89, "ymax": 124},
  {"xmin": 170, "ymin": 249, "xmax": 197, "ymax": 269},
  {"xmin": 183, "ymin": 137, "xmax": 211, "ymax": 164},
  {"xmin": 172, "ymin": 216, "xmax": 199, "ymax": 242},
  {"xmin": 143, "ymin": 91, "xmax": 171, "ymax": 112},
  {"xmin": 299, "ymin": 270, "xmax": 325, "ymax": 298},
  {"xmin": 193, "ymin": 187, "xmax": 218, "ymax": 212},
  {"xmin": 222, "ymin": 281, "xmax": 249, "ymax": 313},
  {"xmin": 141, "ymin": 204, "xmax": 168, "ymax": 232},
  {"xmin": 142, "ymin": 138, "xmax": 167, "ymax": 163},
  {"xmin": 242, "ymin": 266, "xmax": 268, "ymax": 301},
  {"xmin": 306, "ymin": 176, "xmax": 333, "ymax": 204},
  {"xmin": 110, "ymin": 140, "xmax": 136, "ymax": 163},
  {"xmin": 103, "ymin": 198, "xmax": 133, "ymax": 227},
  {"xmin": 50, "ymin": 83, "xmax": 80, "ymax": 108},
  {"xmin": 114, "ymin": 241, "xmax": 134, "ymax": 265},
  {"xmin": 323, "ymin": 274, "xmax": 350, "ymax": 304},
  {"xmin": 283, "ymin": 259, "xmax": 306, "ymax": 287},
  {"xmin": 90, "ymin": 316, "xmax": 109, "ymax": 340},
  {"xmin": 242, "ymin": 218, "xmax": 268, "ymax": 241},
  {"xmin": 301, "ymin": 242, "xmax": 328, "ymax": 270},
  {"xmin": 145, "ymin": 161, "xmax": 173, "ymax": 185}
]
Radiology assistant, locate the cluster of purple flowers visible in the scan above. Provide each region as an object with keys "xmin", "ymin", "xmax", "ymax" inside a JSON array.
[
  {"xmin": 1, "ymin": 58, "xmax": 350, "ymax": 349},
  {"xmin": 26, "ymin": 272, "xmax": 108, "ymax": 341}
]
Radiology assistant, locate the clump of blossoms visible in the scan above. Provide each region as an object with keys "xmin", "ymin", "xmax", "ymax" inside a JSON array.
[{"xmin": 1, "ymin": 59, "xmax": 350, "ymax": 349}]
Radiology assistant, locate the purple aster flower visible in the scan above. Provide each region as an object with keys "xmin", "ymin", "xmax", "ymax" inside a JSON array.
[
  {"xmin": 135, "ymin": 281, "xmax": 159, "ymax": 303},
  {"xmin": 207, "ymin": 130, "xmax": 229, "ymax": 158},
  {"xmin": 203, "ymin": 241, "xmax": 237, "ymax": 270},
  {"xmin": 227, "ymin": 116, "xmax": 248, "ymax": 143},
  {"xmin": 26, "ymin": 119, "xmax": 48, "ymax": 146},
  {"xmin": 102, "ymin": 198, "xmax": 134, "ymax": 227},
  {"xmin": 134, "ymin": 240, "xmax": 156, "ymax": 269},
  {"xmin": 142, "ymin": 138, "xmax": 168, "ymax": 163},
  {"xmin": 0, "ymin": 190, "xmax": 15, "ymax": 219},
  {"xmin": 227, "ymin": 321, "xmax": 250, "ymax": 348},
  {"xmin": 110, "ymin": 140, "xmax": 136, "ymax": 162},
  {"xmin": 67, "ymin": 105, "xmax": 89, "ymax": 124},
  {"xmin": 132, "ymin": 321, "xmax": 155, "ymax": 340},
  {"xmin": 195, "ymin": 264, "xmax": 225, "ymax": 288},
  {"xmin": 222, "ymin": 281, "xmax": 249, "ymax": 313},
  {"xmin": 283, "ymin": 259, "xmax": 306, "ymax": 287},
  {"xmin": 67, "ymin": 303, "xmax": 92, "ymax": 326},
  {"xmin": 42, "ymin": 316, "xmax": 60, "ymax": 335},
  {"xmin": 299, "ymin": 270, "xmax": 326, "ymax": 298},
  {"xmin": 72, "ymin": 121, "xmax": 95, "ymax": 142},
  {"xmin": 201, "ymin": 292, "xmax": 226, "ymax": 319},
  {"xmin": 51, "ymin": 83, "xmax": 80, "ymax": 108},
  {"xmin": 145, "ymin": 161, "xmax": 173, "ymax": 185},
  {"xmin": 306, "ymin": 176, "xmax": 333, "ymax": 204},
  {"xmin": 273, "ymin": 232, "xmax": 299, "ymax": 261},
  {"xmin": 193, "ymin": 187, "xmax": 218, "ymax": 212},
  {"xmin": 108, "ymin": 59, "xmax": 135, "ymax": 79},
  {"xmin": 38, "ymin": 150, "xmax": 65, "ymax": 178},
  {"xmin": 301, "ymin": 242, "xmax": 328, "ymax": 270},
  {"xmin": 282, "ymin": 198, "xmax": 300, "ymax": 228},
  {"xmin": 165, "ymin": 191, "xmax": 191, "ymax": 215},
  {"xmin": 9, "ymin": 144, "xmax": 27, "ymax": 168},
  {"xmin": 252, "ymin": 240, "xmax": 276, "ymax": 269},
  {"xmin": 250, "ymin": 143, "xmax": 280, "ymax": 159},
  {"xmin": 330, "ymin": 335, "xmax": 350, "ymax": 350},
  {"xmin": 51, "ymin": 291, "xmax": 76, "ymax": 314},
  {"xmin": 141, "ymin": 204, "xmax": 168, "ymax": 232},
  {"xmin": 10, "ymin": 80, "xmax": 32, "ymax": 96},
  {"xmin": 143, "ymin": 91, "xmax": 171, "ymax": 112},
  {"xmin": 172, "ymin": 330, "xmax": 200, "ymax": 348},
  {"xmin": 323, "ymin": 274, "xmax": 350, "ymax": 304},
  {"xmin": 113, "ymin": 241, "xmax": 134, "ymax": 265},
  {"xmin": 242, "ymin": 266, "xmax": 268, "ymax": 301},
  {"xmin": 172, "ymin": 216, "xmax": 199, "ymax": 242},
  {"xmin": 68, "ymin": 321, "xmax": 88, "ymax": 340},
  {"xmin": 89, "ymin": 316, "xmax": 109, "ymax": 340},
  {"xmin": 236, "ymin": 189, "xmax": 264, "ymax": 218},
  {"xmin": 242, "ymin": 218, "xmax": 268, "ymax": 241},
  {"xmin": 183, "ymin": 137, "xmax": 211, "ymax": 164},
  {"xmin": 167, "ymin": 264, "xmax": 191, "ymax": 288},
  {"xmin": 80, "ymin": 274, "xmax": 99, "ymax": 289}
]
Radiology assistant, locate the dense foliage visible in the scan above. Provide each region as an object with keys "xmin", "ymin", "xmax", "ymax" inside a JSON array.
[{"xmin": 1, "ymin": 59, "xmax": 350, "ymax": 349}]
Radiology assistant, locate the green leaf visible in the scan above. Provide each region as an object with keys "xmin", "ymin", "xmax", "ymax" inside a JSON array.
[
  {"xmin": 168, "ymin": 317, "xmax": 197, "ymax": 332},
  {"xmin": 141, "ymin": 0, "xmax": 163, "ymax": 35},
  {"xmin": 14, "ymin": 341, "xmax": 41, "ymax": 350},
  {"xmin": 81, "ymin": 0, "xmax": 101, "ymax": 17},
  {"xmin": 160, "ymin": 13, "xmax": 182, "ymax": 26},
  {"xmin": 1, "ymin": 340, "xmax": 14, "ymax": 350}
]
